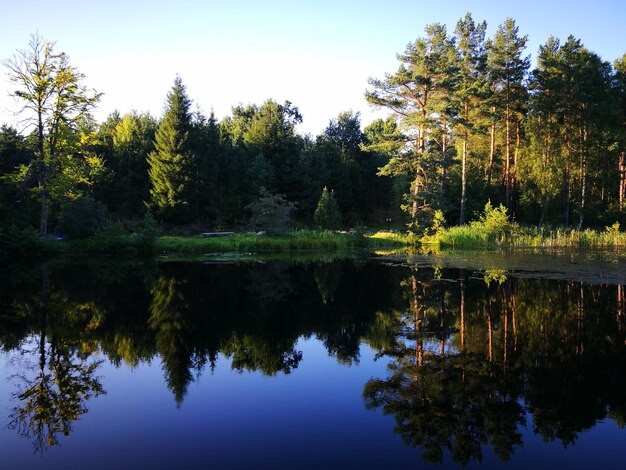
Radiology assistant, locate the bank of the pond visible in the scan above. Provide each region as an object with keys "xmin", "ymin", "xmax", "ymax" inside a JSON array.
[
  {"xmin": 3, "ymin": 224, "xmax": 624, "ymax": 260},
  {"xmin": 0, "ymin": 229, "xmax": 407, "ymax": 259},
  {"xmin": 157, "ymin": 230, "xmax": 407, "ymax": 254},
  {"xmin": 433, "ymin": 224, "xmax": 626, "ymax": 248}
]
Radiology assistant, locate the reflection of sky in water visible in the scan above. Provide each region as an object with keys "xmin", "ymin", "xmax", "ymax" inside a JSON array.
[{"xmin": 1, "ymin": 336, "xmax": 624, "ymax": 469}]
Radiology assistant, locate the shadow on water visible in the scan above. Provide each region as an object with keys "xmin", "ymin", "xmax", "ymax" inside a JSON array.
[{"xmin": 0, "ymin": 251, "xmax": 625, "ymax": 464}]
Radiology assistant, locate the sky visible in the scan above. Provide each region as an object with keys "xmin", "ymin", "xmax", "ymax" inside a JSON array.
[{"xmin": 0, "ymin": 0, "xmax": 625, "ymax": 136}]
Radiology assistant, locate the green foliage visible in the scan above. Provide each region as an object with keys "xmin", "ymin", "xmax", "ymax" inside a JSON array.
[
  {"xmin": 476, "ymin": 201, "xmax": 513, "ymax": 241},
  {"xmin": 56, "ymin": 197, "xmax": 109, "ymax": 240},
  {"xmin": 4, "ymin": 34, "xmax": 102, "ymax": 235},
  {"xmin": 314, "ymin": 187, "xmax": 341, "ymax": 230},
  {"xmin": 97, "ymin": 111, "xmax": 156, "ymax": 218},
  {"xmin": 0, "ymin": 225, "xmax": 43, "ymax": 259},
  {"xmin": 246, "ymin": 187, "xmax": 297, "ymax": 233},
  {"xmin": 147, "ymin": 76, "xmax": 195, "ymax": 223},
  {"xmin": 136, "ymin": 212, "xmax": 159, "ymax": 255}
]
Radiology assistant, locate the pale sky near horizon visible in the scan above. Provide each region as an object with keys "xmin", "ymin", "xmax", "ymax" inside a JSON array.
[{"xmin": 0, "ymin": 0, "xmax": 624, "ymax": 136}]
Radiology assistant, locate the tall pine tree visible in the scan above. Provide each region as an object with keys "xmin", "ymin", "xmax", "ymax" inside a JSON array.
[{"xmin": 148, "ymin": 76, "xmax": 195, "ymax": 223}]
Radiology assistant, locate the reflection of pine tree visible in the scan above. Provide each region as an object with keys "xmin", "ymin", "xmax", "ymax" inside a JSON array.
[
  {"xmin": 149, "ymin": 276, "xmax": 205, "ymax": 405},
  {"xmin": 314, "ymin": 261, "xmax": 342, "ymax": 304}
]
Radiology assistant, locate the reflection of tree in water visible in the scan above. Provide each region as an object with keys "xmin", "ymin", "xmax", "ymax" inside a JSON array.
[
  {"xmin": 224, "ymin": 334, "xmax": 302, "ymax": 375},
  {"xmin": 8, "ymin": 338, "xmax": 104, "ymax": 452},
  {"xmin": 314, "ymin": 261, "xmax": 342, "ymax": 304},
  {"xmin": 148, "ymin": 276, "xmax": 209, "ymax": 405},
  {"xmin": 364, "ymin": 269, "xmax": 626, "ymax": 465},
  {"xmin": 6, "ymin": 265, "xmax": 105, "ymax": 452},
  {"xmin": 246, "ymin": 263, "xmax": 295, "ymax": 306}
]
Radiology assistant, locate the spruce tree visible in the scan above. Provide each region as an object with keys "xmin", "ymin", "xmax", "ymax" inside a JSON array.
[
  {"xmin": 148, "ymin": 76, "xmax": 195, "ymax": 223},
  {"xmin": 314, "ymin": 186, "xmax": 341, "ymax": 230}
]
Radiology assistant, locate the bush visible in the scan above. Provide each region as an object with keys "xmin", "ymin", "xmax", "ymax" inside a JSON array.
[
  {"xmin": 473, "ymin": 201, "xmax": 515, "ymax": 243},
  {"xmin": 57, "ymin": 197, "xmax": 109, "ymax": 240},
  {"xmin": 136, "ymin": 212, "xmax": 159, "ymax": 255},
  {"xmin": 0, "ymin": 224, "xmax": 43, "ymax": 259},
  {"xmin": 314, "ymin": 187, "xmax": 341, "ymax": 230},
  {"xmin": 89, "ymin": 222, "xmax": 135, "ymax": 254},
  {"xmin": 246, "ymin": 187, "xmax": 297, "ymax": 233}
]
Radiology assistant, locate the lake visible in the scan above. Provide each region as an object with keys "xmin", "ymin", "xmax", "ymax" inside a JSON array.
[{"xmin": 1, "ymin": 250, "xmax": 625, "ymax": 468}]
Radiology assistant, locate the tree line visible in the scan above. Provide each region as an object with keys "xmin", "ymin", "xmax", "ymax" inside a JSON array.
[{"xmin": 1, "ymin": 14, "xmax": 625, "ymax": 236}]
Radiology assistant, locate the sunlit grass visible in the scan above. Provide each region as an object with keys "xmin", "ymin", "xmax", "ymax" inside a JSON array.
[{"xmin": 435, "ymin": 223, "xmax": 626, "ymax": 248}]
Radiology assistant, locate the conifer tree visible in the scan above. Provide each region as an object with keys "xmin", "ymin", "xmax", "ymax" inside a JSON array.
[
  {"xmin": 366, "ymin": 23, "xmax": 458, "ymax": 232},
  {"xmin": 147, "ymin": 76, "xmax": 195, "ymax": 223},
  {"xmin": 486, "ymin": 19, "xmax": 530, "ymax": 210},
  {"xmin": 454, "ymin": 13, "xmax": 488, "ymax": 224},
  {"xmin": 314, "ymin": 186, "xmax": 341, "ymax": 230}
]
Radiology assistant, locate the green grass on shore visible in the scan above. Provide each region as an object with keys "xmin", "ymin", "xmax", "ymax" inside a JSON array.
[
  {"xmin": 435, "ymin": 223, "xmax": 626, "ymax": 248},
  {"xmin": 157, "ymin": 230, "xmax": 366, "ymax": 254},
  {"xmin": 2, "ymin": 223, "xmax": 624, "ymax": 261}
]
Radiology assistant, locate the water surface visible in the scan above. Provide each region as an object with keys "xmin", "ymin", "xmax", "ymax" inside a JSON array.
[{"xmin": 1, "ymin": 252, "xmax": 625, "ymax": 468}]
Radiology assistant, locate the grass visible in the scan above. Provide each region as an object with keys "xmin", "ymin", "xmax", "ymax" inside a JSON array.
[
  {"xmin": 3, "ymin": 222, "xmax": 624, "ymax": 261},
  {"xmin": 435, "ymin": 223, "xmax": 626, "ymax": 249},
  {"xmin": 156, "ymin": 230, "xmax": 369, "ymax": 254}
]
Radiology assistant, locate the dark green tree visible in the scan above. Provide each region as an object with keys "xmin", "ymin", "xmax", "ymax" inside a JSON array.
[
  {"xmin": 147, "ymin": 76, "xmax": 195, "ymax": 223},
  {"xmin": 98, "ymin": 111, "xmax": 156, "ymax": 218}
]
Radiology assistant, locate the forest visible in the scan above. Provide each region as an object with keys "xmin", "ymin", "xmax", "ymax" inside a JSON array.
[{"xmin": 1, "ymin": 13, "xmax": 625, "ymax": 241}]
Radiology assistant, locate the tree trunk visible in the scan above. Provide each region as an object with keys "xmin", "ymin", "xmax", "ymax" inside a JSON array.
[
  {"xmin": 488, "ymin": 117, "xmax": 496, "ymax": 186},
  {"xmin": 460, "ymin": 271, "xmax": 465, "ymax": 351},
  {"xmin": 564, "ymin": 121, "xmax": 571, "ymax": 226},
  {"xmin": 412, "ymin": 274, "xmax": 423, "ymax": 367},
  {"xmin": 460, "ymin": 134, "xmax": 468, "ymax": 225},
  {"xmin": 619, "ymin": 152, "xmax": 625, "ymax": 211},
  {"xmin": 504, "ymin": 102, "xmax": 511, "ymax": 208},
  {"xmin": 37, "ymin": 112, "xmax": 48, "ymax": 236},
  {"xmin": 576, "ymin": 126, "xmax": 587, "ymax": 230}
]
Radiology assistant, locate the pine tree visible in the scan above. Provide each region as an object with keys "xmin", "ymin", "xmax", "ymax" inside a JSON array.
[
  {"xmin": 314, "ymin": 186, "xmax": 341, "ymax": 230},
  {"xmin": 454, "ymin": 13, "xmax": 489, "ymax": 224},
  {"xmin": 366, "ymin": 23, "xmax": 458, "ymax": 232},
  {"xmin": 147, "ymin": 76, "xmax": 195, "ymax": 223},
  {"xmin": 486, "ymin": 19, "xmax": 530, "ymax": 210}
]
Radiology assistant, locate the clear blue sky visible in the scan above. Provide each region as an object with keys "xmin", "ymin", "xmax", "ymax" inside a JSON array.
[{"xmin": 1, "ymin": 0, "xmax": 625, "ymax": 135}]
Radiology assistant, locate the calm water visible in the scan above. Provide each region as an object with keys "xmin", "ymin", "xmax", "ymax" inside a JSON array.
[{"xmin": 0, "ymin": 253, "xmax": 625, "ymax": 468}]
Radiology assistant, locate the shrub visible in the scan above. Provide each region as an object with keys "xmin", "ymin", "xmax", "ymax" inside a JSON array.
[
  {"xmin": 136, "ymin": 212, "xmax": 159, "ymax": 255},
  {"xmin": 57, "ymin": 197, "xmax": 109, "ymax": 240},
  {"xmin": 0, "ymin": 224, "xmax": 43, "ymax": 259},
  {"xmin": 246, "ymin": 187, "xmax": 297, "ymax": 233}
]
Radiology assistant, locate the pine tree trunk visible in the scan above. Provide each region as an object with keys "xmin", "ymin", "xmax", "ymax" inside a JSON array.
[
  {"xmin": 564, "ymin": 120, "xmax": 571, "ymax": 226},
  {"xmin": 460, "ymin": 135, "xmax": 468, "ymax": 225},
  {"xmin": 619, "ymin": 154, "xmax": 624, "ymax": 211},
  {"xmin": 488, "ymin": 115, "xmax": 496, "ymax": 186},
  {"xmin": 504, "ymin": 102, "xmax": 511, "ymax": 208},
  {"xmin": 576, "ymin": 126, "xmax": 587, "ymax": 230}
]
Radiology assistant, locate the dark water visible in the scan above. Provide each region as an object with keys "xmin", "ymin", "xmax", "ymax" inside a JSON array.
[{"xmin": 1, "ymin": 253, "xmax": 625, "ymax": 468}]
